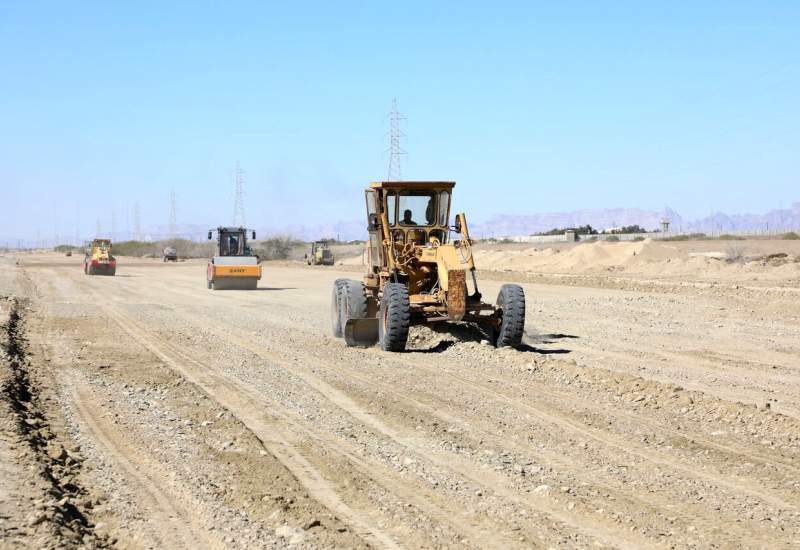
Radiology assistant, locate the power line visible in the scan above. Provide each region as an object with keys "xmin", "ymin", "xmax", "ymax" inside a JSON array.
[
  {"xmin": 233, "ymin": 161, "xmax": 246, "ymax": 226},
  {"xmin": 387, "ymin": 98, "xmax": 406, "ymax": 181}
]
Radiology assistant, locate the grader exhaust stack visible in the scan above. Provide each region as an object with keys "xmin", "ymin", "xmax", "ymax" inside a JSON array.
[{"xmin": 331, "ymin": 181, "xmax": 525, "ymax": 351}]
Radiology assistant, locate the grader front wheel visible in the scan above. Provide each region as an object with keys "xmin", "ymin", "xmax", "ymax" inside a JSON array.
[{"xmin": 494, "ymin": 284, "xmax": 526, "ymax": 348}]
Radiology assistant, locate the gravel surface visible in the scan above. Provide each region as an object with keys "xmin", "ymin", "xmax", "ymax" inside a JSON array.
[{"xmin": 1, "ymin": 251, "xmax": 799, "ymax": 548}]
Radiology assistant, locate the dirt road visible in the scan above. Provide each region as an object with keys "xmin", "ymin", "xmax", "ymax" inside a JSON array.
[{"xmin": 2, "ymin": 253, "xmax": 799, "ymax": 548}]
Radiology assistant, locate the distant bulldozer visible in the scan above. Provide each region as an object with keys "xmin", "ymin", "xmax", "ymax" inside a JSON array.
[
  {"xmin": 206, "ymin": 227, "xmax": 261, "ymax": 290},
  {"xmin": 306, "ymin": 240, "xmax": 334, "ymax": 265},
  {"xmin": 332, "ymin": 181, "xmax": 525, "ymax": 351}
]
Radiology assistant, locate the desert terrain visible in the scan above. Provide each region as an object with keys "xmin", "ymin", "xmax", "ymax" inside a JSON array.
[{"xmin": 2, "ymin": 239, "xmax": 799, "ymax": 549}]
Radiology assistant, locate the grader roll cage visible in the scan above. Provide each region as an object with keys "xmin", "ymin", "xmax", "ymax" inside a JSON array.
[{"xmin": 331, "ymin": 181, "xmax": 525, "ymax": 352}]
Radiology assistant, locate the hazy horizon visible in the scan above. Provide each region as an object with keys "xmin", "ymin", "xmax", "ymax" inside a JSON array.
[{"xmin": 2, "ymin": 2, "xmax": 798, "ymax": 244}]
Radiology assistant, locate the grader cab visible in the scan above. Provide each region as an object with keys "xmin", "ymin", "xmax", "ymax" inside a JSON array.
[{"xmin": 331, "ymin": 181, "xmax": 525, "ymax": 351}]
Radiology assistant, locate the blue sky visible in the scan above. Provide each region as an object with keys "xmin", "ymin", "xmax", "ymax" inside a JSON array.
[{"xmin": 1, "ymin": 1, "xmax": 798, "ymax": 242}]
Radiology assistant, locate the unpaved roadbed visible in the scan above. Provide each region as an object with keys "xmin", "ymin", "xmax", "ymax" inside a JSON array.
[{"xmin": 2, "ymin": 252, "xmax": 799, "ymax": 548}]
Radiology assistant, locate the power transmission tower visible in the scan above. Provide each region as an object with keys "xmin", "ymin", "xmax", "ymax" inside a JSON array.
[
  {"xmin": 387, "ymin": 98, "xmax": 406, "ymax": 181},
  {"xmin": 133, "ymin": 203, "xmax": 141, "ymax": 240},
  {"xmin": 111, "ymin": 208, "xmax": 117, "ymax": 240},
  {"xmin": 233, "ymin": 162, "xmax": 246, "ymax": 226},
  {"xmin": 169, "ymin": 189, "xmax": 177, "ymax": 237}
]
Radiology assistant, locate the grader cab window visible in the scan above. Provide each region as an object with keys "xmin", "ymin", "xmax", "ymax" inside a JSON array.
[
  {"xmin": 386, "ymin": 192, "xmax": 397, "ymax": 225},
  {"xmin": 398, "ymin": 192, "xmax": 437, "ymax": 226},
  {"xmin": 439, "ymin": 191, "xmax": 450, "ymax": 226}
]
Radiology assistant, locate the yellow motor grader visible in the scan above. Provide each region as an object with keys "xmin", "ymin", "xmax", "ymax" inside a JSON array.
[{"xmin": 332, "ymin": 181, "xmax": 525, "ymax": 351}]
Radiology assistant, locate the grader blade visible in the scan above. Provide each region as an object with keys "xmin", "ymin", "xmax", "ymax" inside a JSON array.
[{"xmin": 344, "ymin": 318, "xmax": 379, "ymax": 347}]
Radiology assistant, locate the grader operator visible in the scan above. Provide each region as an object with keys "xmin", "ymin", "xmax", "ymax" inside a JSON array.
[{"xmin": 331, "ymin": 181, "xmax": 525, "ymax": 351}]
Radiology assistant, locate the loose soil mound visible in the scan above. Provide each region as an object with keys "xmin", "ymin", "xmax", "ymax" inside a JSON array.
[{"xmin": 474, "ymin": 239, "xmax": 800, "ymax": 284}]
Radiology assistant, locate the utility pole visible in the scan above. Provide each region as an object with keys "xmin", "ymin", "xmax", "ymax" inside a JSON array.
[
  {"xmin": 169, "ymin": 189, "xmax": 177, "ymax": 238},
  {"xmin": 111, "ymin": 208, "xmax": 117, "ymax": 240},
  {"xmin": 387, "ymin": 98, "xmax": 406, "ymax": 181},
  {"xmin": 96, "ymin": 217, "xmax": 102, "ymax": 237},
  {"xmin": 134, "ymin": 203, "xmax": 141, "ymax": 241},
  {"xmin": 233, "ymin": 162, "xmax": 246, "ymax": 227}
]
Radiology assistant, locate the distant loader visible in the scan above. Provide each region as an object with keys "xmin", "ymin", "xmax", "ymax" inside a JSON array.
[
  {"xmin": 83, "ymin": 239, "xmax": 116, "ymax": 276},
  {"xmin": 332, "ymin": 181, "xmax": 525, "ymax": 351},
  {"xmin": 306, "ymin": 241, "xmax": 334, "ymax": 265},
  {"xmin": 206, "ymin": 227, "xmax": 261, "ymax": 290}
]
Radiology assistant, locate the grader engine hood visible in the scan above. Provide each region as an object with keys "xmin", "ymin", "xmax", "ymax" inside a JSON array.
[{"xmin": 415, "ymin": 243, "xmax": 469, "ymax": 320}]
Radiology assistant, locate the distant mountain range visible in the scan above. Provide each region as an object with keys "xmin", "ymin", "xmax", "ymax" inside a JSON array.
[
  {"xmin": 470, "ymin": 203, "xmax": 800, "ymax": 238},
  {"xmin": 119, "ymin": 202, "xmax": 800, "ymax": 243}
]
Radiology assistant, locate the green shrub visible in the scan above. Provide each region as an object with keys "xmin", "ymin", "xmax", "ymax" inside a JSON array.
[
  {"xmin": 718, "ymin": 234, "xmax": 744, "ymax": 240},
  {"xmin": 632, "ymin": 236, "xmax": 645, "ymax": 242},
  {"xmin": 781, "ymin": 232, "xmax": 800, "ymax": 240},
  {"xmin": 662, "ymin": 232, "xmax": 706, "ymax": 241},
  {"xmin": 252, "ymin": 236, "xmax": 305, "ymax": 260},
  {"xmin": 605, "ymin": 235, "xmax": 620, "ymax": 242}
]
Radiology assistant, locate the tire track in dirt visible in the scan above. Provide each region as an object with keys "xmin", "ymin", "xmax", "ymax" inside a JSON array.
[
  {"xmin": 405, "ymin": 356, "xmax": 800, "ymax": 511},
  {"xmin": 70, "ymin": 262, "xmax": 800, "ymax": 545},
  {"xmin": 73, "ymin": 268, "xmax": 657, "ymax": 547},
  {"xmin": 142, "ymin": 305, "xmax": 671, "ymax": 548},
  {"xmin": 68, "ymin": 379, "xmax": 217, "ymax": 550},
  {"xmin": 85, "ymin": 284, "xmax": 571, "ymax": 548},
  {"xmin": 124, "ymin": 270, "xmax": 798, "ymax": 539},
  {"xmin": 166, "ymin": 308, "xmax": 791, "ymax": 547},
  {"xmin": 86, "ymin": 294, "xmax": 400, "ymax": 550},
  {"xmin": 150, "ymin": 277, "xmax": 800, "ymax": 498}
]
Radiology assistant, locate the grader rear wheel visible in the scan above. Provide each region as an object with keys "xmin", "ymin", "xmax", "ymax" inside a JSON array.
[
  {"xmin": 494, "ymin": 284, "xmax": 526, "ymax": 348},
  {"xmin": 378, "ymin": 283, "xmax": 410, "ymax": 352},
  {"xmin": 342, "ymin": 280, "xmax": 368, "ymax": 321},
  {"xmin": 330, "ymin": 278, "xmax": 348, "ymax": 337}
]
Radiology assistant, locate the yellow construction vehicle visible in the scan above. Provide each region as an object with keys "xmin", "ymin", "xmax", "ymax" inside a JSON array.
[
  {"xmin": 306, "ymin": 240, "xmax": 335, "ymax": 265},
  {"xmin": 332, "ymin": 181, "xmax": 525, "ymax": 351},
  {"xmin": 82, "ymin": 239, "xmax": 116, "ymax": 276},
  {"xmin": 206, "ymin": 226, "xmax": 261, "ymax": 290}
]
